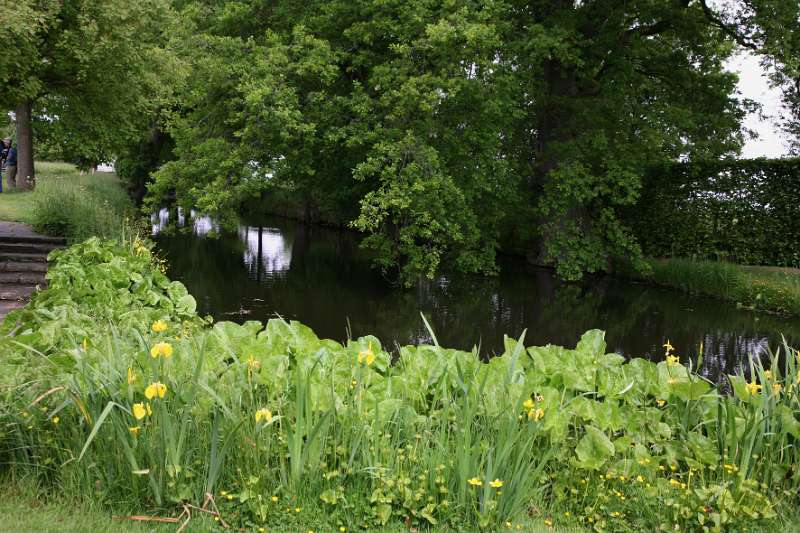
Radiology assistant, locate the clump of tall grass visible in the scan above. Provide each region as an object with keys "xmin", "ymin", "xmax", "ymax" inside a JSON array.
[
  {"xmin": 31, "ymin": 168, "xmax": 132, "ymax": 243},
  {"xmin": 647, "ymin": 258, "xmax": 800, "ymax": 315}
]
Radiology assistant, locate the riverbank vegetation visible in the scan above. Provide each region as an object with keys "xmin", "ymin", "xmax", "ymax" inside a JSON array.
[
  {"xmin": 2, "ymin": 239, "xmax": 800, "ymax": 532},
  {"xmin": 643, "ymin": 259, "xmax": 800, "ymax": 316},
  {"xmin": 0, "ymin": 162, "xmax": 132, "ymax": 242}
]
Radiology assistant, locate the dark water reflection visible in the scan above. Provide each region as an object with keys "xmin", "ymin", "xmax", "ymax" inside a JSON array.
[{"xmin": 153, "ymin": 209, "xmax": 799, "ymax": 383}]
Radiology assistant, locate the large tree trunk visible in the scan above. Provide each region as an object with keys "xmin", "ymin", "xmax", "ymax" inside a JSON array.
[
  {"xmin": 15, "ymin": 102, "xmax": 35, "ymax": 189},
  {"xmin": 532, "ymin": 59, "xmax": 579, "ymax": 266}
]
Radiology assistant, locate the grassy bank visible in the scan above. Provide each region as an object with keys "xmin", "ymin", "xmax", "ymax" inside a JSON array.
[
  {"xmin": 2, "ymin": 238, "xmax": 800, "ymax": 532},
  {"xmin": 643, "ymin": 258, "xmax": 800, "ymax": 316},
  {"xmin": 0, "ymin": 161, "xmax": 131, "ymax": 241},
  {"xmin": 0, "ymin": 479, "xmax": 565, "ymax": 533}
]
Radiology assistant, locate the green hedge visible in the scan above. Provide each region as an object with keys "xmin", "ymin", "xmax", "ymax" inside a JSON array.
[{"xmin": 625, "ymin": 158, "xmax": 800, "ymax": 267}]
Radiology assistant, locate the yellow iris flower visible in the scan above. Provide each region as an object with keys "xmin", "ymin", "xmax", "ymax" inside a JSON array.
[
  {"xmin": 255, "ymin": 407, "xmax": 273, "ymax": 423},
  {"xmin": 666, "ymin": 355, "xmax": 680, "ymax": 366},
  {"xmin": 745, "ymin": 381, "xmax": 762, "ymax": 396},
  {"xmin": 489, "ymin": 479, "xmax": 504, "ymax": 488},
  {"xmin": 150, "ymin": 342, "xmax": 173, "ymax": 359},
  {"xmin": 151, "ymin": 320, "xmax": 168, "ymax": 333},
  {"xmin": 528, "ymin": 407, "xmax": 545, "ymax": 421},
  {"xmin": 467, "ymin": 477, "xmax": 482, "ymax": 487},
  {"xmin": 127, "ymin": 367, "xmax": 137, "ymax": 384},
  {"xmin": 522, "ymin": 399, "xmax": 535, "ymax": 411},
  {"xmin": 144, "ymin": 382, "xmax": 167, "ymax": 400},
  {"xmin": 132, "ymin": 403, "xmax": 148, "ymax": 420},
  {"xmin": 357, "ymin": 342, "xmax": 376, "ymax": 366}
]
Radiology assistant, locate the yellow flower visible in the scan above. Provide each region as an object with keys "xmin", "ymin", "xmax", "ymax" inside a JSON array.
[
  {"xmin": 129, "ymin": 426, "xmax": 140, "ymax": 434},
  {"xmin": 773, "ymin": 382, "xmax": 783, "ymax": 395},
  {"xmin": 656, "ymin": 399, "xmax": 666, "ymax": 407},
  {"xmin": 271, "ymin": 495, "xmax": 278, "ymax": 502},
  {"xmin": 255, "ymin": 407, "xmax": 273, "ymax": 423},
  {"xmin": 127, "ymin": 367, "xmax": 137, "ymax": 384},
  {"xmin": 764, "ymin": 370, "xmax": 773, "ymax": 380},
  {"xmin": 611, "ymin": 511, "xmax": 621, "ymax": 518},
  {"xmin": 357, "ymin": 342, "xmax": 376, "ymax": 366},
  {"xmin": 489, "ymin": 479, "xmax": 504, "ymax": 488},
  {"xmin": 666, "ymin": 354, "xmax": 680, "ymax": 366},
  {"xmin": 247, "ymin": 354, "xmax": 261, "ymax": 371},
  {"xmin": 528, "ymin": 407, "xmax": 545, "ymax": 421},
  {"xmin": 636, "ymin": 475, "xmax": 644, "ymax": 482},
  {"xmin": 663, "ymin": 340, "xmax": 674, "ymax": 354},
  {"xmin": 51, "ymin": 416, "xmax": 60, "ymax": 425},
  {"xmin": 522, "ymin": 399, "xmax": 535, "ymax": 410},
  {"xmin": 82, "ymin": 338, "xmax": 89, "ymax": 351},
  {"xmin": 467, "ymin": 476, "xmax": 483, "ymax": 487},
  {"xmin": 151, "ymin": 320, "xmax": 168, "ymax": 333},
  {"xmin": 294, "ymin": 507, "xmax": 301, "ymax": 513},
  {"xmin": 259, "ymin": 528, "xmax": 265, "ymax": 533},
  {"xmin": 544, "ymin": 518, "xmax": 553, "ymax": 527},
  {"xmin": 745, "ymin": 381, "xmax": 762, "ymax": 396},
  {"xmin": 132, "ymin": 403, "xmax": 148, "ymax": 420},
  {"xmin": 144, "ymin": 382, "xmax": 167, "ymax": 400},
  {"xmin": 150, "ymin": 342, "xmax": 173, "ymax": 359},
  {"xmin": 340, "ymin": 528, "xmax": 346, "ymax": 532}
]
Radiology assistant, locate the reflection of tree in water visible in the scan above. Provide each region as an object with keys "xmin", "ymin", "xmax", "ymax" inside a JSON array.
[{"xmin": 154, "ymin": 214, "xmax": 800, "ymax": 379}]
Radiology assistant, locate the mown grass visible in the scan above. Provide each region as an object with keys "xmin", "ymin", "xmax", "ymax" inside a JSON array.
[
  {"xmin": 0, "ymin": 478, "xmax": 567, "ymax": 533},
  {"xmin": 645, "ymin": 258, "xmax": 800, "ymax": 316},
  {"xmin": 0, "ymin": 477, "xmax": 179, "ymax": 533},
  {"xmin": 0, "ymin": 161, "xmax": 132, "ymax": 242}
]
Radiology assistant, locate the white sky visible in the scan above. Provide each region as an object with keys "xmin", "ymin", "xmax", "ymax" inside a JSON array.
[{"xmin": 728, "ymin": 52, "xmax": 791, "ymax": 158}]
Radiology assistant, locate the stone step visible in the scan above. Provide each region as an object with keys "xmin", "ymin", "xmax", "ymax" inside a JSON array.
[
  {"xmin": 0, "ymin": 271, "xmax": 46, "ymax": 285},
  {"xmin": 0, "ymin": 285, "xmax": 38, "ymax": 301},
  {"xmin": 0, "ymin": 252, "xmax": 49, "ymax": 263},
  {"xmin": 0, "ymin": 241, "xmax": 61, "ymax": 255},
  {"xmin": 0, "ymin": 261, "xmax": 48, "ymax": 273},
  {"xmin": 0, "ymin": 234, "xmax": 65, "ymax": 246},
  {"xmin": 0, "ymin": 299, "xmax": 26, "ymax": 318}
]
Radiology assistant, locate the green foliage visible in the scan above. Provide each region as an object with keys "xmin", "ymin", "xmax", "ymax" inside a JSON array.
[
  {"xmin": 29, "ymin": 167, "xmax": 133, "ymax": 243},
  {"xmin": 643, "ymin": 258, "xmax": 800, "ymax": 316},
  {"xmin": 0, "ymin": 0, "xmax": 185, "ymax": 165},
  {"xmin": 143, "ymin": 0, "xmax": 758, "ymax": 282},
  {"xmin": 3, "ymin": 241, "xmax": 800, "ymax": 531},
  {"xmin": 626, "ymin": 158, "xmax": 800, "ymax": 267}
]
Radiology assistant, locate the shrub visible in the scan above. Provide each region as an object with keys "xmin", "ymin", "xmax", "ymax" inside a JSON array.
[{"xmin": 625, "ymin": 158, "xmax": 800, "ymax": 267}]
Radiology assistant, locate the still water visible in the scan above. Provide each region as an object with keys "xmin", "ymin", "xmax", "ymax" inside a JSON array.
[{"xmin": 153, "ymin": 209, "xmax": 799, "ymax": 382}]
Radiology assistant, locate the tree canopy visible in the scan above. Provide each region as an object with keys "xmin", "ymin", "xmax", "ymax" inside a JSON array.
[
  {"xmin": 3, "ymin": 0, "xmax": 797, "ymax": 283},
  {"xmin": 0, "ymin": 0, "xmax": 184, "ymax": 182}
]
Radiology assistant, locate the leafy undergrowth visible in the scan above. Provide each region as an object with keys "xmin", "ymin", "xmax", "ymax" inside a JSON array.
[{"xmin": 1, "ymin": 238, "xmax": 800, "ymax": 532}]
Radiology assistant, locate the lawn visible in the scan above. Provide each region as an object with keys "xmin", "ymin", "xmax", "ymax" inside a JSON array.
[
  {"xmin": 647, "ymin": 257, "xmax": 800, "ymax": 315},
  {"xmin": 0, "ymin": 161, "xmax": 122, "ymax": 225},
  {"xmin": 0, "ymin": 480, "xmax": 569, "ymax": 533}
]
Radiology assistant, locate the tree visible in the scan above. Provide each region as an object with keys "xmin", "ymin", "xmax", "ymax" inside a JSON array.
[
  {"xmin": 145, "ymin": 0, "xmax": 769, "ymax": 282},
  {"xmin": 0, "ymin": 0, "xmax": 181, "ymax": 187},
  {"xmin": 696, "ymin": 0, "xmax": 800, "ymax": 153}
]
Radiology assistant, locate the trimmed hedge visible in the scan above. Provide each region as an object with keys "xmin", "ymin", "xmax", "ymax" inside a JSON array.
[{"xmin": 626, "ymin": 158, "xmax": 800, "ymax": 267}]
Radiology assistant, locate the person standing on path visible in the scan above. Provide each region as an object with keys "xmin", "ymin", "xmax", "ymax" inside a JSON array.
[
  {"xmin": 0, "ymin": 138, "xmax": 9, "ymax": 193},
  {"xmin": 3, "ymin": 138, "xmax": 17, "ymax": 190}
]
